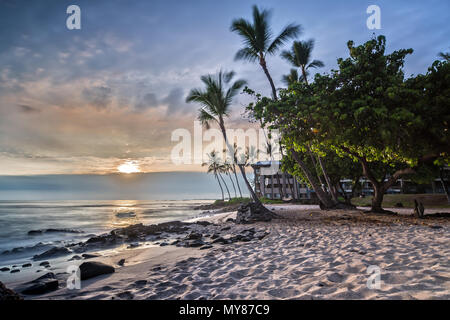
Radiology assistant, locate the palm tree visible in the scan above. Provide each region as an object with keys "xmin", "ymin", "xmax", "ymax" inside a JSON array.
[
  {"xmin": 223, "ymin": 161, "xmax": 237, "ymax": 198},
  {"xmin": 438, "ymin": 51, "xmax": 449, "ymax": 62},
  {"xmin": 281, "ymin": 69, "xmax": 301, "ymax": 87},
  {"xmin": 219, "ymin": 163, "xmax": 236, "ymax": 200},
  {"xmin": 217, "ymin": 166, "xmax": 231, "ymax": 200},
  {"xmin": 281, "ymin": 39, "xmax": 338, "ymax": 200},
  {"xmin": 281, "ymin": 39, "xmax": 324, "ymax": 85},
  {"xmin": 231, "ymin": 5, "xmax": 301, "ymax": 100},
  {"xmin": 202, "ymin": 151, "xmax": 224, "ymax": 201},
  {"xmin": 229, "ymin": 143, "xmax": 243, "ymax": 198},
  {"xmin": 186, "ymin": 70, "xmax": 261, "ymax": 205}
]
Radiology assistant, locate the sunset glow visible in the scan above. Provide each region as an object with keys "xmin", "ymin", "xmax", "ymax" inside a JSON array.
[{"xmin": 117, "ymin": 161, "xmax": 141, "ymax": 174}]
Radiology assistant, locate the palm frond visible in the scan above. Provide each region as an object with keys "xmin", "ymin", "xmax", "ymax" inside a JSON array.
[
  {"xmin": 280, "ymin": 50, "xmax": 297, "ymax": 66},
  {"xmin": 307, "ymin": 59, "xmax": 325, "ymax": 69},
  {"xmin": 281, "ymin": 69, "xmax": 300, "ymax": 87},
  {"xmin": 230, "ymin": 18, "xmax": 259, "ymax": 52},
  {"xmin": 438, "ymin": 51, "xmax": 449, "ymax": 62},
  {"xmin": 234, "ymin": 47, "xmax": 259, "ymax": 62},
  {"xmin": 267, "ymin": 23, "xmax": 302, "ymax": 55},
  {"xmin": 198, "ymin": 108, "xmax": 216, "ymax": 129}
]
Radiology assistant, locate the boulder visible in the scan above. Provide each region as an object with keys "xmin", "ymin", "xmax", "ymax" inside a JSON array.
[
  {"xmin": 79, "ymin": 262, "xmax": 115, "ymax": 280},
  {"xmin": 0, "ymin": 281, "xmax": 23, "ymax": 300},
  {"xmin": 185, "ymin": 232, "xmax": 202, "ymax": 240},
  {"xmin": 0, "ymin": 267, "xmax": 10, "ymax": 272},
  {"xmin": 235, "ymin": 203, "xmax": 277, "ymax": 224},
  {"xmin": 21, "ymin": 273, "xmax": 59, "ymax": 295},
  {"xmin": 33, "ymin": 247, "xmax": 71, "ymax": 260},
  {"xmin": 81, "ymin": 253, "xmax": 99, "ymax": 259},
  {"xmin": 183, "ymin": 239, "xmax": 204, "ymax": 248},
  {"xmin": 117, "ymin": 259, "xmax": 125, "ymax": 266}
]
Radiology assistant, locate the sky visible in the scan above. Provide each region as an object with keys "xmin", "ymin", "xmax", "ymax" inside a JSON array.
[{"xmin": 0, "ymin": 0, "xmax": 449, "ymax": 176}]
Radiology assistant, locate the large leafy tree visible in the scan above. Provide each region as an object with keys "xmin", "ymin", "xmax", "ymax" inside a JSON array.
[
  {"xmin": 280, "ymin": 39, "xmax": 324, "ymax": 85},
  {"xmin": 186, "ymin": 70, "xmax": 262, "ymax": 205},
  {"xmin": 250, "ymin": 35, "xmax": 450, "ymax": 212},
  {"xmin": 231, "ymin": 5, "xmax": 301, "ymax": 99}
]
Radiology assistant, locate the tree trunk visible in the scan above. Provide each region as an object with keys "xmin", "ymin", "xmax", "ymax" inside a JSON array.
[
  {"xmin": 232, "ymin": 165, "xmax": 243, "ymax": 198},
  {"xmin": 439, "ymin": 168, "xmax": 450, "ymax": 203},
  {"xmin": 218, "ymin": 173, "xmax": 231, "ymax": 200},
  {"xmin": 307, "ymin": 148, "xmax": 326, "ymax": 192},
  {"xmin": 371, "ymin": 182, "xmax": 385, "ymax": 213},
  {"xmin": 317, "ymin": 156, "xmax": 339, "ymax": 202},
  {"xmin": 237, "ymin": 164, "xmax": 262, "ymax": 205},
  {"xmin": 290, "ymin": 149, "xmax": 336, "ymax": 208},
  {"xmin": 219, "ymin": 123, "xmax": 261, "ymax": 204},
  {"xmin": 215, "ymin": 173, "xmax": 224, "ymax": 201},
  {"xmin": 259, "ymin": 57, "xmax": 277, "ymax": 100},
  {"xmin": 276, "ymin": 173, "xmax": 284, "ymax": 199},
  {"xmin": 301, "ymin": 66, "xmax": 309, "ymax": 85},
  {"xmin": 338, "ymin": 181, "xmax": 351, "ymax": 204},
  {"xmin": 227, "ymin": 172, "xmax": 237, "ymax": 198}
]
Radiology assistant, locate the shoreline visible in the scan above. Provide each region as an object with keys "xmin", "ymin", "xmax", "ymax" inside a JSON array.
[{"xmin": 1, "ymin": 204, "xmax": 449, "ymax": 300}]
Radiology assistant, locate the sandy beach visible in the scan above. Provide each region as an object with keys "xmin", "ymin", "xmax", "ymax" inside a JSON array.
[{"xmin": 3, "ymin": 204, "xmax": 447, "ymax": 300}]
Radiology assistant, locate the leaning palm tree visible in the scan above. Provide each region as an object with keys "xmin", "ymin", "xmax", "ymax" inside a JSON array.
[
  {"xmin": 281, "ymin": 69, "xmax": 301, "ymax": 87},
  {"xmin": 229, "ymin": 143, "xmax": 243, "ymax": 198},
  {"xmin": 219, "ymin": 163, "xmax": 236, "ymax": 200},
  {"xmin": 202, "ymin": 151, "xmax": 224, "ymax": 201},
  {"xmin": 186, "ymin": 70, "xmax": 262, "ymax": 205},
  {"xmin": 223, "ymin": 161, "xmax": 237, "ymax": 198},
  {"xmin": 281, "ymin": 39, "xmax": 324, "ymax": 85},
  {"xmin": 231, "ymin": 5, "xmax": 301, "ymax": 100}
]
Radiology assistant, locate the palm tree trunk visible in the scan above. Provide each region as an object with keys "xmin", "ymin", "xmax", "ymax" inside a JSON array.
[
  {"xmin": 237, "ymin": 164, "xmax": 262, "ymax": 205},
  {"xmin": 218, "ymin": 172, "xmax": 231, "ymax": 200},
  {"xmin": 227, "ymin": 172, "xmax": 237, "ymax": 198},
  {"xmin": 260, "ymin": 57, "xmax": 277, "ymax": 100},
  {"xmin": 232, "ymin": 165, "xmax": 243, "ymax": 198},
  {"xmin": 219, "ymin": 122, "xmax": 261, "ymax": 205},
  {"xmin": 301, "ymin": 66, "xmax": 309, "ymax": 85},
  {"xmin": 215, "ymin": 173, "xmax": 224, "ymax": 201}
]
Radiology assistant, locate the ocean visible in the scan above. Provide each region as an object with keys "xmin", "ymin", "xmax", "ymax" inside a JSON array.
[
  {"xmin": 0, "ymin": 172, "xmax": 250, "ymax": 279},
  {"xmin": 0, "ymin": 200, "xmax": 212, "ymax": 265}
]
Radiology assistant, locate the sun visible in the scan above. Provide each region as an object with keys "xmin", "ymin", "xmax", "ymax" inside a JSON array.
[{"xmin": 117, "ymin": 161, "xmax": 141, "ymax": 174}]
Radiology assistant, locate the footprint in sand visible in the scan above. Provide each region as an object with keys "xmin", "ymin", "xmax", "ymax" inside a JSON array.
[
  {"xmin": 116, "ymin": 291, "xmax": 134, "ymax": 300},
  {"xmin": 327, "ymin": 272, "xmax": 345, "ymax": 283},
  {"xmin": 268, "ymin": 287, "xmax": 299, "ymax": 299}
]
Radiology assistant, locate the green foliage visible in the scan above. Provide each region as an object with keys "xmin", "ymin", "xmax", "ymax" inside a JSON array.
[
  {"xmin": 230, "ymin": 5, "xmax": 301, "ymax": 63},
  {"xmin": 247, "ymin": 35, "xmax": 450, "ymax": 199}
]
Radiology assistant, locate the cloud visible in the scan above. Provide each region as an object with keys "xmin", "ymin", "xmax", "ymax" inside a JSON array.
[
  {"xmin": 18, "ymin": 104, "xmax": 39, "ymax": 113},
  {"xmin": 162, "ymin": 87, "xmax": 191, "ymax": 115},
  {"xmin": 135, "ymin": 92, "xmax": 158, "ymax": 111},
  {"xmin": 82, "ymin": 86, "xmax": 113, "ymax": 109},
  {"xmin": 133, "ymin": 87, "xmax": 192, "ymax": 115}
]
